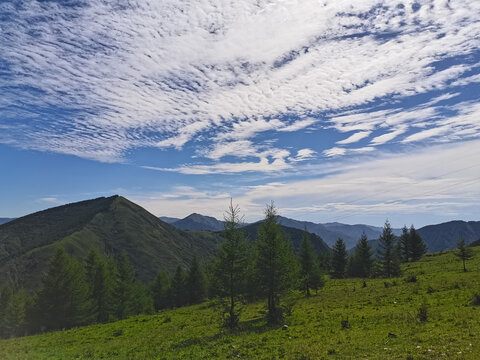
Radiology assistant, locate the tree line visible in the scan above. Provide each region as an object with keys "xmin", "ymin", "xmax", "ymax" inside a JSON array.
[{"xmin": 0, "ymin": 202, "xmax": 436, "ymax": 337}]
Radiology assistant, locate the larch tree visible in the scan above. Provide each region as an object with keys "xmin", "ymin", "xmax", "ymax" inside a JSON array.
[{"xmin": 214, "ymin": 200, "xmax": 249, "ymax": 328}]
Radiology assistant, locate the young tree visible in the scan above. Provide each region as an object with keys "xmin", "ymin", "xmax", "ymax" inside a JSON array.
[
  {"xmin": 349, "ymin": 233, "xmax": 373, "ymax": 278},
  {"xmin": 213, "ymin": 200, "xmax": 249, "ymax": 328},
  {"xmin": 255, "ymin": 202, "xmax": 297, "ymax": 323},
  {"xmin": 456, "ymin": 238, "xmax": 474, "ymax": 272},
  {"xmin": 186, "ymin": 254, "xmax": 207, "ymax": 305},
  {"xmin": 331, "ymin": 238, "xmax": 348, "ymax": 278},
  {"xmin": 409, "ymin": 225, "xmax": 427, "ymax": 261},
  {"xmin": 114, "ymin": 252, "xmax": 136, "ymax": 319},
  {"xmin": 399, "ymin": 226, "xmax": 411, "ymax": 262},
  {"xmin": 36, "ymin": 248, "xmax": 91, "ymax": 331},
  {"xmin": 152, "ymin": 271, "xmax": 171, "ymax": 311},
  {"xmin": 0, "ymin": 285, "xmax": 13, "ymax": 338},
  {"xmin": 3, "ymin": 290, "xmax": 29, "ymax": 338},
  {"xmin": 170, "ymin": 265, "xmax": 187, "ymax": 307},
  {"xmin": 377, "ymin": 221, "xmax": 401, "ymax": 277},
  {"xmin": 299, "ymin": 230, "xmax": 317, "ymax": 296}
]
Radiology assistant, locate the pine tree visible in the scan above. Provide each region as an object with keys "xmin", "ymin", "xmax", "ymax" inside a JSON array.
[
  {"xmin": 214, "ymin": 200, "xmax": 249, "ymax": 328},
  {"xmin": 299, "ymin": 230, "xmax": 316, "ymax": 296},
  {"xmin": 84, "ymin": 250, "xmax": 115, "ymax": 322},
  {"xmin": 455, "ymin": 238, "xmax": 474, "ymax": 272},
  {"xmin": 170, "ymin": 265, "xmax": 187, "ymax": 307},
  {"xmin": 409, "ymin": 225, "xmax": 427, "ymax": 261},
  {"xmin": 331, "ymin": 238, "xmax": 347, "ymax": 278},
  {"xmin": 399, "ymin": 226, "xmax": 411, "ymax": 262},
  {"xmin": 114, "ymin": 252, "xmax": 136, "ymax": 319},
  {"xmin": 377, "ymin": 221, "xmax": 401, "ymax": 277},
  {"xmin": 355, "ymin": 233, "xmax": 373, "ymax": 278},
  {"xmin": 0, "ymin": 285, "xmax": 13, "ymax": 338},
  {"xmin": 187, "ymin": 254, "xmax": 207, "ymax": 305},
  {"xmin": 36, "ymin": 248, "xmax": 91, "ymax": 331},
  {"xmin": 152, "ymin": 271, "xmax": 171, "ymax": 311},
  {"xmin": 255, "ymin": 202, "xmax": 297, "ymax": 323}
]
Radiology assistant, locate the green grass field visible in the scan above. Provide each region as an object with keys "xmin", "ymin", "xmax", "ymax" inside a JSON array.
[{"xmin": 1, "ymin": 248, "xmax": 479, "ymax": 359}]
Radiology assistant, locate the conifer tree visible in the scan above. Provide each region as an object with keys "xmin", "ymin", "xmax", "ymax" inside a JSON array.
[
  {"xmin": 152, "ymin": 271, "xmax": 171, "ymax": 311},
  {"xmin": 36, "ymin": 248, "xmax": 91, "ymax": 330},
  {"xmin": 114, "ymin": 252, "xmax": 136, "ymax": 319},
  {"xmin": 456, "ymin": 238, "xmax": 474, "ymax": 272},
  {"xmin": 187, "ymin": 254, "xmax": 207, "ymax": 305},
  {"xmin": 214, "ymin": 200, "xmax": 249, "ymax": 328},
  {"xmin": 331, "ymin": 238, "xmax": 348, "ymax": 278},
  {"xmin": 3, "ymin": 290, "xmax": 28, "ymax": 337},
  {"xmin": 399, "ymin": 226, "xmax": 411, "ymax": 262},
  {"xmin": 0, "ymin": 285, "xmax": 13, "ymax": 338},
  {"xmin": 377, "ymin": 221, "xmax": 401, "ymax": 277},
  {"xmin": 170, "ymin": 265, "xmax": 187, "ymax": 307},
  {"xmin": 347, "ymin": 234, "xmax": 373, "ymax": 278},
  {"xmin": 299, "ymin": 230, "xmax": 316, "ymax": 296},
  {"xmin": 409, "ymin": 225, "xmax": 427, "ymax": 261},
  {"xmin": 255, "ymin": 202, "xmax": 297, "ymax": 323}
]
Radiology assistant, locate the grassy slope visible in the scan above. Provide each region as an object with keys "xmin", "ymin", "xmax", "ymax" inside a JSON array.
[{"xmin": 1, "ymin": 248, "xmax": 480, "ymax": 359}]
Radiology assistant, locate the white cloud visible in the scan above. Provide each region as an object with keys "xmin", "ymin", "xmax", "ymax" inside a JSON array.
[
  {"xmin": 0, "ymin": 0, "xmax": 478, "ymax": 163},
  {"xmin": 336, "ymin": 131, "xmax": 371, "ymax": 145}
]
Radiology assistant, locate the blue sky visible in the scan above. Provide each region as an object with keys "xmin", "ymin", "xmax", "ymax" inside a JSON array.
[{"xmin": 0, "ymin": 0, "xmax": 479, "ymax": 227}]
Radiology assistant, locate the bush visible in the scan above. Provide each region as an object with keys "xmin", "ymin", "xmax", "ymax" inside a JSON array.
[
  {"xmin": 417, "ymin": 307, "xmax": 428, "ymax": 323},
  {"xmin": 472, "ymin": 293, "xmax": 480, "ymax": 306},
  {"xmin": 341, "ymin": 318, "xmax": 350, "ymax": 329},
  {"xmin": 405, "ymin": 275, "xmax": 417, "ymax": 283}
]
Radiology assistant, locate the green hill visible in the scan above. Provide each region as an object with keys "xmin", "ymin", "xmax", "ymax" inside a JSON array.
[
  {"xmin": 241, "ymin": 221, "xmax": 331, "ymax": 254},
  {"xmin": 0, "ymin": 196, "xmax": 223, "ymax": 290},
  {"xmin": 1, "ymin": 247, "xmax": 479, "ymax": 359}
]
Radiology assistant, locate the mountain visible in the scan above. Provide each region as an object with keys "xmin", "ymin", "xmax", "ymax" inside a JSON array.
[
  {"xmin": 0, "ymin": 196, "xmax": 223, "ymax": 291},
  {"xmin": 0, "ymin": 218, "xmax": 14, "ymax": 225},
  {"xmin": 417, "ymin": 220, "xmax": 480, "ymax": 252},
  {"xmin": 172, "ymin": 213, "xmax": 225, "ymax": 231},
  {"xmin": 159, "ymin": 216, "xmax": 180, "ymax": 224},
  {"xmin": 241, "ymin": 221, "xmax": 330, "ymax": 254},
  {"xmin": 275, "ymin": 216, "xmax": 402, "ymax": 249}
]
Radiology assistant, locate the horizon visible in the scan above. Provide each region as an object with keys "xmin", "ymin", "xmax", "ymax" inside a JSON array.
[
  {"xmin": 0, "ymin": 194, "xmax": 477, "ymax": 230},
  {"xmin": 1, "ymin": 1, "xmax": 479, "ymax": 227}
]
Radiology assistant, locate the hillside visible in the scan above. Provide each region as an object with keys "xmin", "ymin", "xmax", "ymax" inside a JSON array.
[
  {"xmin": 172, "ymin": 213, "xmax": 225, "ymax": 231},
  {"xmin": 418, "ymin": 220, "xmax": 480, "ymax": 252},
  {"xmin": 241, "ymin": 221, "xmax": 330, "ymax": 254},
  {"xmin": 0, "ymin": 196, "xmax": 223, "ymax": 290},
  {"xmin": 1, "ymin": 248, "xmax": 479, "ymax": 359},
  {"xmin": 158, "ymin": 216, "xmax": 180, "ymax": 224}
]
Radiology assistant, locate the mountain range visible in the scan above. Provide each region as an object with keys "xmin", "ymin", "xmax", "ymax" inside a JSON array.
[
  {"xmin": 0, "ymin": 218, "xmax": 13, "ymax": 226},
  {"xmin": 166, "ymin": 213, "xmax": 480, "ymax": 252}
]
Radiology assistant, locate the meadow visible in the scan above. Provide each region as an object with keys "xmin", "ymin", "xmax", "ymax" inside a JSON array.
[{"xmin": 1, "ymin": 247, "xmax": 479, "ymax": 360}]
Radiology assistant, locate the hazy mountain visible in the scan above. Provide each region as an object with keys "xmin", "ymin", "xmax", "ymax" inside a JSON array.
[
  {"xmin": 0, "ymin": 196, "xmax": 222, "ymax": 291},
  {"xmin": 417, "ymin": 220, "xmax": 480, "ymax": 252},
  {"xmin": 0, "ymin": 218, "xmax": 14, "ymax": 226},
  {"xmin": 159, "ymin": 216, "xmax": 180, "ymax": 224},
  {"xmin": 276, "ymin": 216, "xmax": 403, "ymax": 249},
  {"xmin": 241, "ymin": 221, "xmax": 330, "ymax": 254},
  {"xmin": 172, "ymin": 213, "xmax": 225, "ymax": 231}
]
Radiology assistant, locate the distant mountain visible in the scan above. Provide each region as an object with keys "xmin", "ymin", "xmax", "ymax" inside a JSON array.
[
  {"xmin": 417, "ymin": 220, "xmax": 480, "ymax": 252},
  {"xmin": 241, "ymin": 221, "xmax": 330, "ymax": 254},
  {"xmin": 0, "ymin": 196, "xmax": 222, "ymax": 291},
  {"xmin": 172, "ymin": 213, "xmax": 225, "ymax": 231},
  {"xmin": 275, "ymin": 216, "xmax": 401, "ymax": 249},
  {"xmin": 159, "ymin": 216, "xmax": 180, "ymax": 224},
  {"xmin": 0, "ymin": 218, "xmax": 14, "ymax": 226}
]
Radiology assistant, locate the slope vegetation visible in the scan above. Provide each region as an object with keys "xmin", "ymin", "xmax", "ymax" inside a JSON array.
[
  {"xmin": 0, "ymin": 196, "xmax": 222, "ymax": 290},
  {"xmin": 1, "ymin": 248, "xmax": 479, "ymax": 359}
]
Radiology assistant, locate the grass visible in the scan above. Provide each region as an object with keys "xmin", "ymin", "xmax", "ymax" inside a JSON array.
[{"xmin": 1, "ymin": 248, "xmax": 480, "ymax": 359}]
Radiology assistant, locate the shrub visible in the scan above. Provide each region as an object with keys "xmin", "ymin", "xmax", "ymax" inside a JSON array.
[
  {"xmin": 341, "ymin": 318, "xmax": 350, "ymax": 329},
  {"xmin": 405, "ymin": 275, "xmax": 417, "ymax": 283},
  {"xmin": 472, "ymin": 293, "xmax": 480, "ymax": 306},
  {"xmin": 417, "ymin": 307, "xmax": 428, "ymax": 323}
]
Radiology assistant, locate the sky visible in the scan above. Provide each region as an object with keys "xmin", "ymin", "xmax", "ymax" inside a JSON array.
[{"xmin": 0, "ymin": 0, "xmax": 479, "ymax": 228}]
